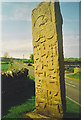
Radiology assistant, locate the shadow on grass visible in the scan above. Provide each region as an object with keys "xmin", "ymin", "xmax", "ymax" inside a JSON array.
[
  {"xmin": 1, "ymin": 73, "xmax": 35, "ymax": 117},
  {"xmin": 63, "ymin": 112, "xmax": 81, "ymax": 119}
]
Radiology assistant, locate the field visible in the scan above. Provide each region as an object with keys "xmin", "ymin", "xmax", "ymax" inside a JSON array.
[{"xmin": 1, "ymin": 57, "xmax": 33, "ymax": 73}]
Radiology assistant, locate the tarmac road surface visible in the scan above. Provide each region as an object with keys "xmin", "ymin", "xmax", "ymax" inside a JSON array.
[{"xmin": 65, "ymin": 74, "xmax": 81, "ymax": 106}]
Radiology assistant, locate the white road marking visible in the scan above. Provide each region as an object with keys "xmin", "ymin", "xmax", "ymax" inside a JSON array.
[
  {"xmin": 66, "ymin": 96, "xmax": 81, "ymax": 107},
  {"xmin": 71, "ymin": 84, "xmax": 76, "ymax": 88},
  {"xmin": 66, "ymin": 82, "xmax": 76, "ymax": 88}
]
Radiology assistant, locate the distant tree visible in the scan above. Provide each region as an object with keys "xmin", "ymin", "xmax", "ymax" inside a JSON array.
[
  {"xmin": 30, "ymin": 54, "xmax": 34, "ymax": 63},
  {"xmin": 4, "ymin": 52, "xmax": 9, "ymax": 58}
]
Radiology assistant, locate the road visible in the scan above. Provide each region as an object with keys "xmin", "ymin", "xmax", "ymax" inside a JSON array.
[
  {"xmin": 14, "ymin": 62, "xmax": 81, "ymax": 106},
  {"xmin": 65, "ymin": 74, "xmax": 81, "ymax": 106}
]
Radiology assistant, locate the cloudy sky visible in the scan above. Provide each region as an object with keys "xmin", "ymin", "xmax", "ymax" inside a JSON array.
[{"xmin": 0, "ymin": 1, "xmax": 79, "ymax": 59}]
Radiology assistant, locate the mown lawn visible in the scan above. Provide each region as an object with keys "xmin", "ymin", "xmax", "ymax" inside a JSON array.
[{"xmin": 67, "ymin": 72, "xmax": 81, "ymax": 79}]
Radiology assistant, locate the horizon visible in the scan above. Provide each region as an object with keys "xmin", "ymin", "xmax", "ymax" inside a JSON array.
[{"xmin": 0, "ymin": 56, "xmax": 80, "ymax": 59}]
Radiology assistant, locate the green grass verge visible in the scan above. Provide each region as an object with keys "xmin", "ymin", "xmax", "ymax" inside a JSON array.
[
  {"xmin": 27, "ymin": 75, "xmax": 35, "ymax": 81},
  {"xmin": 2, "ymin": 96, "xmax": 35, "ymax": 118},
  {"xmin": 67, "ymin": 72, "xmax": 81, "ymax": 79},
  {"xmin": 1, "ymin": 63, "xmax": 11, "ymax": 73},
  {"xmin": 2, "ymin": 96, "xmax": 81, "ymax": 119},
  {"xmin": 1, "ymin": 61, "xmax": 22, "ymax": 73},
  {"xmin": 66, "ymin": 97, "xmax": 81, "ymax": 113},
  {"xmin": 64, "ymin": 58, "xmax": 81, "ymax": 61},
  {"xmin": 65, "ymin": 70, "xmax": 73, "ymax": 73},
  {"xmin": 1, "ymin": 61, "xmax": 8, "ymax": 64}
]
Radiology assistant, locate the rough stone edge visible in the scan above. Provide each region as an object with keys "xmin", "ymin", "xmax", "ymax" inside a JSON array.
[{"xmin": 23, "ymin": 110, "xmax": 63, "ymax": 119}]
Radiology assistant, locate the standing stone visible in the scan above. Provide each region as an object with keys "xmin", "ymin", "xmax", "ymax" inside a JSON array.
[{"xmin": 32, "ymin": 2, "xmax": 66, "ymax": 118}]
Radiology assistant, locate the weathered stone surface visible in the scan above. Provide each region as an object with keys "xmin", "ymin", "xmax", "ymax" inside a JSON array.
[
  {"xmin": 24, "ymin": 110, "xmax": 61, "ymax": 120},
  {"xmin": 32, "ymin": 1, "xmax": 66, "ymax": 118}
]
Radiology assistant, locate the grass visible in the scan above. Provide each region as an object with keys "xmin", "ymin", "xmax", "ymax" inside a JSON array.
[
  {"xmin": 27, "ymin": 75, "xmax": 35, "ymax": 81},
  {"xmin": 67, "ymin": 72, "xmax": 81, "ymax": 79},
  {"xmin": 1, "ymin": 61, "xmax": 8, "ymax": 64},
  {"xmin": 1, "ymin": 60, "xmax": 22, "ymax": 73},
  {"xmin": 2, "ymin": 96, "xmax": 81, "ymax": 119},
  {"xmin": 64, "ymin": 58, "xmax": 81, "ymax": 61},
  {"xmin": 1, "ymin": 63, "xmax": 11, "ymax": 73},
  {"xmin": 66, "ymin": 97, "xmax": 81, "ymax": 114},
  {"xmin": 1, "ymin": 57, "xmax": 34, "ymax": 74},
  {"xmin": 1, "ymin": 62, "xmax": 18, "ymax": 73},
  {"xmin": 1, "ymin": 57, "xmax": 81, "ymax": 118},
  {"xmin": 65, "ymin": 70, "xmax": 74, "ymax": 73},
  {"xmin": 2, "ymin": 96, "xmax": 35, "ymax": 118}
]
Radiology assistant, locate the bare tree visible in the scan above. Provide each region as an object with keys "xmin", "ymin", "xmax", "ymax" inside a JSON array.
[{"xmin": 30, "ymin": 54, "xmax": 34, "ymax": 63}]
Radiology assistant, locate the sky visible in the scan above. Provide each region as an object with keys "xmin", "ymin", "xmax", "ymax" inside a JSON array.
[{"xmin": 0, "ymin": 1, "xmax": 79, "ymax": 59}]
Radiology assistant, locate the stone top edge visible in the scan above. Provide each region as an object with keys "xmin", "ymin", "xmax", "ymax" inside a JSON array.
[
  {"xmin": 32, "ymin": 1, "xmax": 63, "ymax": 24},
  {"xmin": 32, "ymin": 1, "xmax": 55, "ymax": 14}
]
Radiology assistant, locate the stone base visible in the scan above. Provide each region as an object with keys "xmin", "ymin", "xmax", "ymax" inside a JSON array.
[{"xmin": 23, "ymin": 109, "xmax": 63, "ymax": 120}]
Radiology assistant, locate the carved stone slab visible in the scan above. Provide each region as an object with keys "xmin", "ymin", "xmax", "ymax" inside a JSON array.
[{"xmin": 32, "ymin": 2, "xmax": 66, "ymax": 117}]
